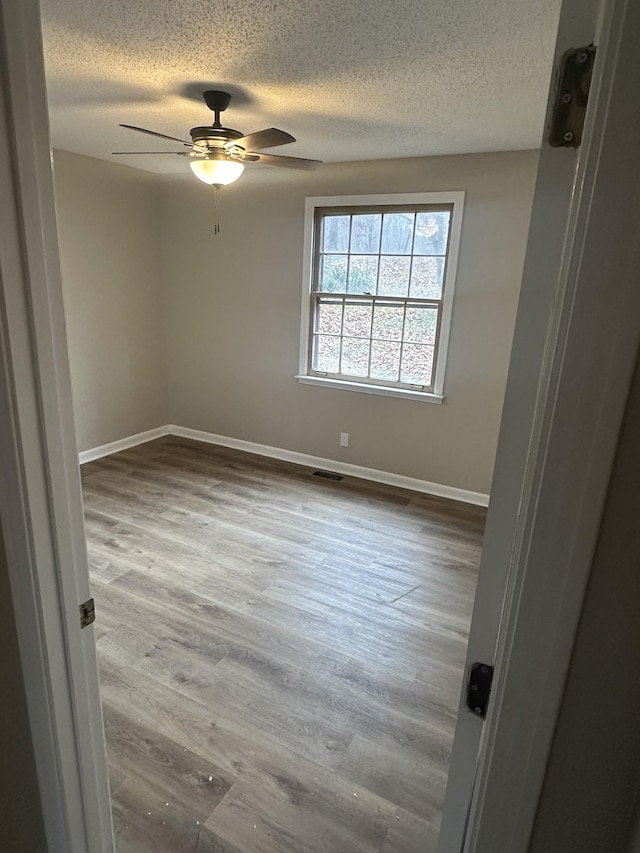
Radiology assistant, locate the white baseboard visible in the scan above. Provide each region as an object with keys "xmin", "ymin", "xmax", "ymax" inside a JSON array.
[
  {"xmin": 78, "ymin": 426, "xmax": 170, "ymax": 464},
  {"xmin": 166, "ymin": 424, "xmax": 489, "ymax": 507},
  {"xmin": 79, "ymin": 423, "xmax": 489, "ymax": 506}
]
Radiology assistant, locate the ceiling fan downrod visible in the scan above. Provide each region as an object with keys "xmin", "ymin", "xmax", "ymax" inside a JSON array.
[{"xmin": 203, "ymin": 90, "xmax": 232, "ymax": 129}]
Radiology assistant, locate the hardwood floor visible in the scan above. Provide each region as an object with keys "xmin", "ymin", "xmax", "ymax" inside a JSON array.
[{"xmin": 82, "ymin": 437, "xmax": 485, "ymax": 853}]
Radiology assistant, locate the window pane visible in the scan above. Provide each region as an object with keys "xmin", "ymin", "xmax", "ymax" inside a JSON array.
[
  {"xmin": 341, "ymin": 337, "xmax": 370, "ymax": 377},
  {"xmin": 348, "ymin": 256, "xmax": 378, "ymax": 294},
  {"xmin": 410, "ymin": 256, "xmax": 445, "ymax": 298},
  {"xmin": 320, "ymin": 255, "xmax": 348, "ymax": 292},
  {"xmin": 343, "ymin": 302, "xmax": 372, "ymax": 338},
  {"xmin": 313, "ymin": 205, "xmax": 455, "ymax": 390},
  {"xmin": 381, "ymin": 213, "xmax": 415, "ymax": 254},
  {"xmin": 315, "ymin": 299, "xmax": 343, "ymax": 335},
  {"xmin": 378, "ymin": 256, "xmax": 411, "ymax": 297},
  {"xmin": 370, "ymin": 340, "xmax": 401, "ymax": 381},
  {"xmin": 372, "ymin": 304, "xmax": 404, "ymax": 340},
  {"xmin": 350, "ymin": 214, "xmax": 381, "ymax": 254},
  {"xmin": 313, "ymin": 335, "xmax": 340, "ymax": 373},
  {"xmin": 413, "ymin": 211, "xmax": 450, "ymax": 255},
  {"xmin": 404, "ymin": 306, "xmax": 438, "ymax": 344},
  {"xmin": 322, "ymin": 215, "xmax": 350, "ymax": 253},
  {"xmin": 400, "ymin": 344, "xmax": 434, "ymax": 385}
]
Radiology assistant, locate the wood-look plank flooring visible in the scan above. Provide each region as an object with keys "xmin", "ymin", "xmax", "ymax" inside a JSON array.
[{"xmin": 82, "ymin": 437, "xmax": 485, "ymax": 853}]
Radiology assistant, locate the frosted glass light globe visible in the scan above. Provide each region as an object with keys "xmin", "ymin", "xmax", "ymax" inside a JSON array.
[{"xmin": 189, "ymin": 156, "xmax": 244, "ymax": 186}]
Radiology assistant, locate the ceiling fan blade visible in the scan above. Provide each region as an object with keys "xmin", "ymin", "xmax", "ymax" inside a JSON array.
[
  {"xmin": 249, "ymin": 152, "xmax": 322, "ymax": 170},
  {"xmin": 112, "ymin": 151, "xmax": 189, "ymax": 155},
  {"xmin": 229, "ymin": 128, "xmax": 296, "ymax": 151},
  {"xmin": 119, "ymin": 124, "xmax": 196, "ymax": 148}
]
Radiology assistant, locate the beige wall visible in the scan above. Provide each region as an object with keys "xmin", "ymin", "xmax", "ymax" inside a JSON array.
[
  {"xmin": 0, "ymin": 521, "xmax": 47, "ymax": 852},
  {"xmin": 53, "ymin": 150, "xmax": 167, "ymax": 453},
  {"xmin": 161, "ymin": 150, "xmax": 538, "ymax": 494},
  {"xmin": 54, "ymin": 148, "xmax": 537, "ymax": 491}
]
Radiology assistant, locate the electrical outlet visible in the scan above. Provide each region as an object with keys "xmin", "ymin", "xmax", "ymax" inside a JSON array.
[{"xmin": 340, "ymin": 432, "xmax": 349, "ymax": 447}]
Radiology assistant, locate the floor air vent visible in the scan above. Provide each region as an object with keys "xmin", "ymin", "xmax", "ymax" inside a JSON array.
[{"xmin": 313, "ymin": 470, "xmax": 344, "ymax": 481}]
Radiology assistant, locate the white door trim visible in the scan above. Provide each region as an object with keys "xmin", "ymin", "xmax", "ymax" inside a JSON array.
[
  {"xmin": 440, "ymin": 0, "xmax": 640, "ymax": 850},
  {"xmin": 0, "ymin": 1, "xmax": 113, "ymax": 851}
]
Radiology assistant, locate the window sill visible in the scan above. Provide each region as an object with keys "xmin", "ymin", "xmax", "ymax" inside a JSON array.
[{"xmin": 295, "ymin": 375, "xmax": 445, "ymax": 404}]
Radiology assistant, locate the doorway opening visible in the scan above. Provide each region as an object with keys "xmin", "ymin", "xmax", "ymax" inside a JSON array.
[{"xmin": 34, "ymin": 0, "xmax": 567, "ymax": 849}]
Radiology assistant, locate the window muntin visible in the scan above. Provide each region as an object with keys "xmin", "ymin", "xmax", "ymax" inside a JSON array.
[{"xmin": 309, "ymin": 205, "xmax": 453, "ymax": 392}]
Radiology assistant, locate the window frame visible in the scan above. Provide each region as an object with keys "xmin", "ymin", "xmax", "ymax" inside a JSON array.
[{"xmin": 296, "ymin": 192, "xmax": 465, "ymax": 403}]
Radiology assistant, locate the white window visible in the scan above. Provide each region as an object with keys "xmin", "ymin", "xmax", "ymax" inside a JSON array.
[{"xmin": 297, "ymin": 193, "xmax": 464, "ymax": 402}]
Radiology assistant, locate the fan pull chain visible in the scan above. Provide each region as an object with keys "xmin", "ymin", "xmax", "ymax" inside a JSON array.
[{"xmin": 213, "ymin": 185, "xmax": 220, "ymax": 235}]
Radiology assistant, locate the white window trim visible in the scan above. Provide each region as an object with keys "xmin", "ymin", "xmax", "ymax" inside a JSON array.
[{"xmin": 297, "ymin": 191, "xmax": 465, "ymax": 401}]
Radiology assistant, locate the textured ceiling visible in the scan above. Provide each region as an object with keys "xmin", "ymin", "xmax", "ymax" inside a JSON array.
[{"xmin": 41, "ymin": 0, "xmax": 561, "ymax": 175}]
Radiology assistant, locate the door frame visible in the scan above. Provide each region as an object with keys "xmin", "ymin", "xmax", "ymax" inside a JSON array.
[
  {"xmin": 441, "ymin": 0, "xmax": 640, "ymax": 848},
  {"xmin": 0, "ymin": 1, "xmax": 113, "ymax": 851},
  {"xmin": 1, "ymin": 1, "xmax": 639, "ymax": 853}
]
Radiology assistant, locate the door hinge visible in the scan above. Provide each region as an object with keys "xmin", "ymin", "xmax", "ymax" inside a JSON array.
[
  {"xmin": 79, "ymin": 598, "xmax": 95, "ymax": 629},
  {"xmin": 549, "ymin": 45, "xmax": 596, "ymax": 148},
  {"xmin": 466, "ymin": 662, "xmax": 494, "ymax": 719}
]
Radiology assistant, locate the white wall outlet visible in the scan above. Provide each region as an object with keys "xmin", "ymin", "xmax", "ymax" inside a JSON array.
[{"xmin": 340, "ymin": 432, "xmax": 349, "ymax": 447}]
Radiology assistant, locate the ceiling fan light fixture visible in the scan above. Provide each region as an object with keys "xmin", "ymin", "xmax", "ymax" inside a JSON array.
[
  {"xmin": 189, "ymin": 154, "xmax": 244, "ymax": 186},
  {"xmin": 116, "ymin": 92, "xmax": 321, "ymax": 181}
]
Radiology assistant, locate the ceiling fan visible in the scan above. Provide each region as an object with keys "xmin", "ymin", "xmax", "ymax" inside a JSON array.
[{"xmin": 113, "ymin": 90, "xmax": 321, "ymax": 187}]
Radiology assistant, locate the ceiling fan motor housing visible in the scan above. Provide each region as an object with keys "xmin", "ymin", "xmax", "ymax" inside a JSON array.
[{"xmin": 190, "ymin": 126, "xmax": 244, "ymax": 149}]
